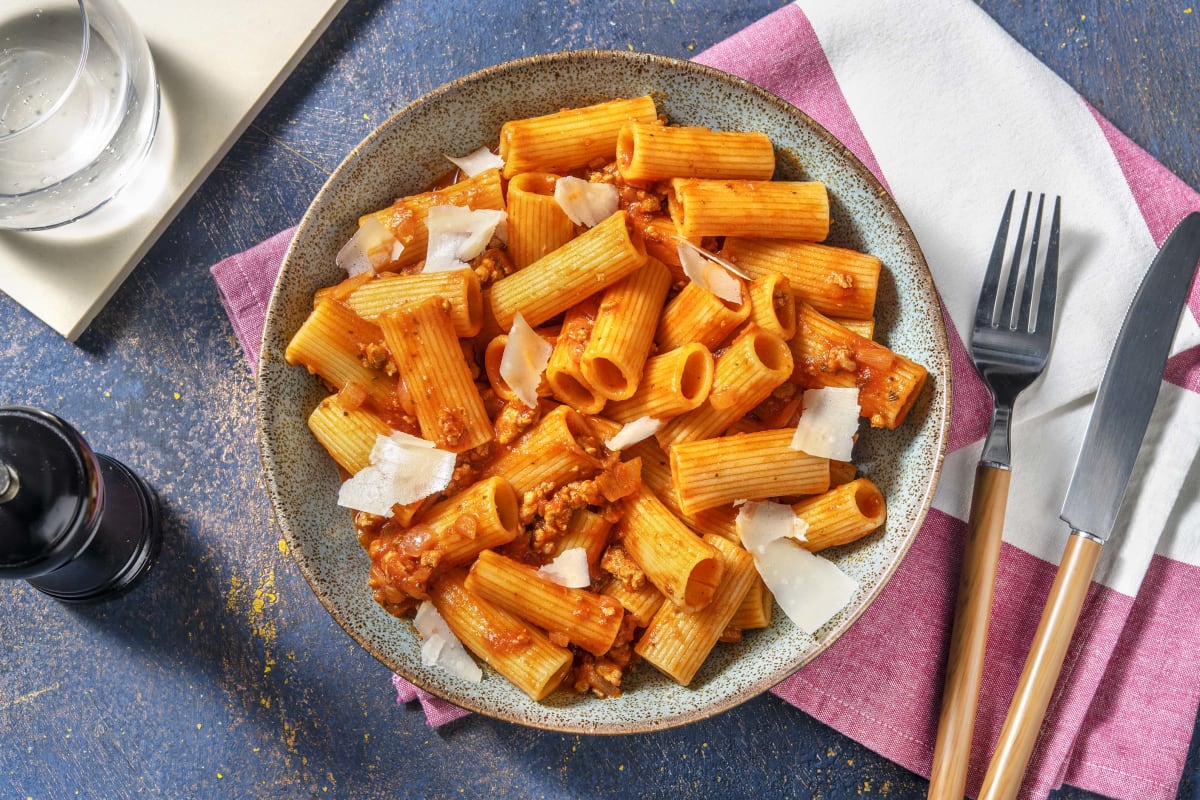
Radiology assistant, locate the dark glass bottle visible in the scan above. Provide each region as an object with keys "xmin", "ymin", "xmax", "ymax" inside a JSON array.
[{"xmin": 0, "ymin": 406, "xmax": 162, "ymax": 601}]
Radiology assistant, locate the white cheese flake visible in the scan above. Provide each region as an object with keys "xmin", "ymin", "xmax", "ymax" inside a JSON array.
[
  {"xmin": 604, "ymin": 416, "xmax": 663, "ymax": 450},
  {"xmin": 537, "ymin": 548, "xmax": 591, "ymax": 588},
  {"xmin": 336, "ymin": 433, "xmax": 456, "ymax": 515},
  {"xmin": 500, "ymin": 313, "xmax": 552, "ymax": 408},
  {"xmin": 424, "ymin": 205, "xmax": 506, "ymax": 272},
  {"xmin": 677, "ymin": 242, "xmax": 743, "ymax": 303},
  {"xmin": 553, "ymin": 176, "xmax": 619, "ymax": 227},
  {"xmin": 445, "ymin": 147, "xmax": 504, "ymax": 177},
  {"xmin": 735, "ymin": 501, "xmax": 858, "ymax": 634},
  {"xmin": 790, "ymin": 387, "xmax": 862, "ymax": 461},
  {"xmin": 336, "ymin": 216, "xmax": 403, "ymax": 276},
  {"xmin": 414, "ymin": 601, "xmax": 483, "ymax": 683}
]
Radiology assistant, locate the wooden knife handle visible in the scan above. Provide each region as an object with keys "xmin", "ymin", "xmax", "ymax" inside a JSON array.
[
  {"xmin": 977, "ymin": 532, "xmax": 1104, "ymax": 800},
  {"xmin": 927, "ymin": 464, "xmax": 1011, "ymax": 800}
]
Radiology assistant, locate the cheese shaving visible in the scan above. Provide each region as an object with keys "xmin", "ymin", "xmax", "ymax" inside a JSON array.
[
  {"xmin": 677, "ymin": 243, "xmax": 743, "ymax": 303},
  {"xmin": 424, "ymin": 205, "xmax": 506, "ymax": 272},
  {"xmin": 445, "ymin": 147, "xmax": 504, "ymax": 177},
  {"xmin": 414, "ymin": 601, "xmax": 483, "ymax": 683},
  {"xmin": 336, "ymin": 432, "xmax": 456, "ymax": 515},
  {"xmin": 604, "ymin": 416, "xmax": 663, "ymax": 450},
  {"xmin": 676, "ymin": 238, "xmax": 750, "ymax": 279},
  {"xmin": 790, "ymin": 387, "xmax": 861, "ymax": 461},
  {"xmin": 537, "ymin": 548, "xmax": 591, "ymax": 588},
  {"xmin": 735, "ymin": 500, "xmax": 858, "ymax": 634},
  {"xmin": 336, "ymin": 216, "xmax": 403, "ymax": 276},
  {"xmin": 553, "ymin": 176, "xmax": 619, "ymax": 227},
  {"xmin": 499, "ymin": 313, "xmax": 552, "ymax": 408}
]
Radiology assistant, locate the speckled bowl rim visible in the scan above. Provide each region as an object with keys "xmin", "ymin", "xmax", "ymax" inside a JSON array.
[{"xmin": 257, "ymin": 49, "xmax": 952, "ymax": 734}]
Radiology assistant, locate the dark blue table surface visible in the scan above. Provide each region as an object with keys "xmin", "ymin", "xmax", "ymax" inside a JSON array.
[{"xmin": 2, "ymin": 2, "xmax": 1197, "ymax": 798}]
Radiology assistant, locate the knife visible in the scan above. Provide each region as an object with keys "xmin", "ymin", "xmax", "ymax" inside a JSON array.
[{"xmin": 977, "ymin": 211, "xmax": 1200, "ymax": 800}]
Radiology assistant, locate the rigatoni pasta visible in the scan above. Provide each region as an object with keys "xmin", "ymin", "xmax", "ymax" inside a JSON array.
[{"xmin": 286, "ymin": 94, "xmax": 930, "ymax": 704}]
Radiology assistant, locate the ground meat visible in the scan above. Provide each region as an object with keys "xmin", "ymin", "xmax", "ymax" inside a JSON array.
[
  {"xmin": 366, "ymin": 521, "xmax": 446, "ymax": 605},
  {"xmin": 825, "ymin": 346, "xmax": 857, "ymax": 373},
  {"xmin": 472, "ymin": 245, "xmax": 515, "ymax": 286},
  {"xmin": 571, "ymin": 618, "xmax": 638, "ymax": 698},
  {"xmin": 359, "ymin": 340, "xmax": 393, "ymax": 373},
  {"xmin": 436, "ymin": 407, "xmax": 470, "ymax": 449},
  {"xmin": 585, "ymin": 161, "xmax": 669, "ymax": 233},
  {"xmin": 600, "ymin": 545, "xmax": 646, "ymax": 590},
  {"xmin": 826, "ymin": 271, "xmax": 855, "ymax": 289},
  {"xmin": 493, "ymin": 398, "xmax": 541, "ymax": 445}
]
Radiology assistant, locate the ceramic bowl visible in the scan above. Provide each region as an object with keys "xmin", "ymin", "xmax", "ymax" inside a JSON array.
[{"xmin": 257, "ymin": 50, "xmax": 951, "ymax": 733}]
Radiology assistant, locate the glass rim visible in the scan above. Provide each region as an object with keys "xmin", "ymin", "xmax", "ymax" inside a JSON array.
[{"xmin": 0, "ymin": 0, "xmax": 91, "ymax": 143}]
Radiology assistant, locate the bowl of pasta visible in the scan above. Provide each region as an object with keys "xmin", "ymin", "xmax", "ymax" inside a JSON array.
[{"xmin": 257, "ymin": 49, "xmax": 951, "ymax": 733}]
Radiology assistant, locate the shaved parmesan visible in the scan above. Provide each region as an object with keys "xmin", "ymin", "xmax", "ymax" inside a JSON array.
[
  {"xmin": 604, "ymin": 416, "xmax": 663, "ymax": 450},
  {"xmin": 336, "ymin": 216, "xmax": 403, "ymax": 276},
  {"xmin": 735, "ymin": 501, "xmax": 858, "ymax": 634},
  {"xmin": 790, "ymin": 387, "xmax": 861, "ymax": 461},
  {"xmin": 424, "ymin": 205, "xmax": 506, "ymax": 272},
  {"xmin": 414, "ymin": 601, "xmax": 483, "ymax": 682},
  {"xmin": 500, "ymin": 312, "xmax": 552, "ymax": 408},
  {"xmin": 538, "ymin": 548, "xmax": 591, "ymax": 588},
  {"xmin": 336, "ymin": 432, "xmax": 456, "ymax": 515},
  {"xmin": 554, "ymin": 176, "xmax": 619, "ymax": 227},
  {"xmin": 676, "ymin": 238, "xmax": 750, "ymax": 279},
  {"xmin": 678, "ymin": 242, "xmax": 743, "ymax": 303},
  {"xmin": 445, "ymin": 146, "xmax": 504, "ymax": 177}
]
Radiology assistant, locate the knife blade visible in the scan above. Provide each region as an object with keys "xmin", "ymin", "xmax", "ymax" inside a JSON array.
[
  {"xmin": 1061, "ymin": 210, "xmax": 1200, "ymax": 539},
  {"xmin": 978, "ymin": 211, "xmax": 1200, "ymax": 800}
]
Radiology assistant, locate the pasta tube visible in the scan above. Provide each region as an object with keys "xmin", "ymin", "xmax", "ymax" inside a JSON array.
[
  {"xmin": 465, "ymin": 550, "xmax": 625, "ymax": 656},
  {"xmin": 499, "ymin": 96, "xmax": 658, "ymax": 178},
  {"xmin": 721, "ymin": 238, "xmax": 881, "ymax": 320},
  {"xmin": 285, "ymin": 299, "xmax": 399, "ymax": 415},
  {"xmin": 616, "ymin": 122, "xmax": 775, "ymax": 183},
  {"xmin": 618, "ymin": 485, "xmax": 722, "ymax": 612},
  {"xmin": 429, "ymin": 569, "xmax": 572, "ymax": 701},
  {"xmin": 506, "ymin": 172, "xmax": 576, "ymax": 268},
  {"xmin": 488, "ymin": 210, "xmax": 648, "ymax": 330},
  {"xmin": 669, "ymin": 429, "xmax": 830, "ymax": 516},
  {"xmin": 347, "ymin": 269, "xmax": 483, "ymax": 336},
  {"xmin": 604, "ymin": 343, "xmax": 713, "ymax": 424},
  {"xmin": 792, "ymin": 477, "xmax": 887, "ymax": 552},
  {"xmin": 635, "ymin": 534, "xmax": 757, "ymax": 685},
  {"xmin": 581, "ymin": 256, "xmax": 672, "ymax": 401},
  {"xmin": 790, "ymin": 302, "xmax": 927, "ymax": 429},
  {"xmin": 668, "ymin": 179, "xmax": 829, "ymax": 241},
  {"xmin": 379, "ymin": 297, "xmax": 492, "ymax": 452}
]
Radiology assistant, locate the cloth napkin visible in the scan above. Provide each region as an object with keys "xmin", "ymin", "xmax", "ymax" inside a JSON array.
[{"xmin": 212, "ymin": 2, "xmax": 1200, "ymax": 797}]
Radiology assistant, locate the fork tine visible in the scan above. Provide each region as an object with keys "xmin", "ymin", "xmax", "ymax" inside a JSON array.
[
  {"xmin": 976, "ymin": 190, "xmax": 1016, "ymax": 329},
  {"xmin": 1000, "ymin": 191, "xmax": 1033, "ymax": 328},
  {"xmin": 1017, "ymin": 193, "xmax": 1047, "ymax": 332},
  {"xmin": 1034, "ymin": 196, "xmax": 1062, "ymax": 336}
]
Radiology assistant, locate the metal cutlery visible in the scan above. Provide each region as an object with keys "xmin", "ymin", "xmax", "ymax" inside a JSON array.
[
  {"xmin": 928, "ymin": 190, "xmax": 1062, "ymax": 800},
  {"xmin": 977, "ymin": 210, "xmax": 1200, "ymax": 800}
]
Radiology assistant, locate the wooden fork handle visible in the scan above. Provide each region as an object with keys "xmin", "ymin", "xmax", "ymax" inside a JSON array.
[
  {"xmin": 977, "ymin": 533, "xmax": 1103, "ymax": 800},
  {"xmin": 928, "ymin": 465, "xmax": 1010, "ymax": 800}
]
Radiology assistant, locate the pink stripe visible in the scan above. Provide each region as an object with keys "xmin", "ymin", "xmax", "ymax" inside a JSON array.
[
  {"xmin": 392, "ymin": 673, "xmax": 471, "ymax": 727},
  {"xmin": 209, "ymin": 226, "xmax": 296, "ymax": 372},
  {"xmin": 694, "ymin": 5, "xmax": 888, "ymax": 190},
  {"xmin": 1060, "ymin": 556, "xmax": 1200, "ymax": 800},
  {"xmin": 773, "ymin": 508, "xmax": 1137, "ymax": 799},
  {"xmin": 1087, "ymin": 103, "xmax": 1200, "ymax": 330},
  {"xmin": 1164, "ymin": 345, "xmax": 1200, "ymax": 392}
]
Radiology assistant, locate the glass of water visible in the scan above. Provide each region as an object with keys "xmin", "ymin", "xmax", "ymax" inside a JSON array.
[{"xmin": 0, "ymin": 0, "xmax": 159, "ymax": 230}]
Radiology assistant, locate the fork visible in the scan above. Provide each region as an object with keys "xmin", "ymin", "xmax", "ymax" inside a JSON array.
[{"xmin": 927, "ymin": 191, "xmax": 1062, "ymax": 800}]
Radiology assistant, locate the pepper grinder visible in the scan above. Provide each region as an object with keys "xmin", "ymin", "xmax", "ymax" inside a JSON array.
[{"xmin": 0, "ymin": 406, "xmax": 162, "ymax": 602}]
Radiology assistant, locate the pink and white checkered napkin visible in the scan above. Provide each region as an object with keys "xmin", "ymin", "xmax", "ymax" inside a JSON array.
[{"xmin": 213, "ymin": 2, "xmax": 1200, "ymax": 797}]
